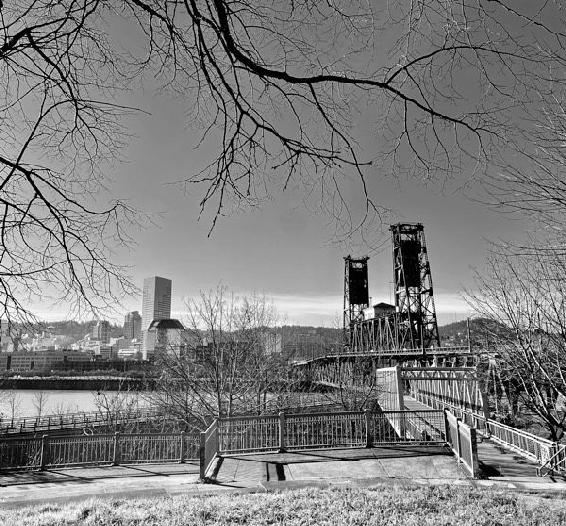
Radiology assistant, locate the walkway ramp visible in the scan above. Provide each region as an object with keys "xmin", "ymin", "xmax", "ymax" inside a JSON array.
[
  {"xmin": 214, "ymin": 446, "xmax": 464, "ymax": 485},
  {"xmin": 404, "ymin": 396, "xmax": 436, "ymax": 412},
  {"xmin": 404, "ymin": 395, "xmax": 565, "ymax": 481},
  {"xmin": 478, "ymin": 439, "xmax": 543, "ymax": 478}
]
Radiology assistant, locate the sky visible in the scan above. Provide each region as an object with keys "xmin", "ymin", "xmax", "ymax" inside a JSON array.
[
  {"xmin": 61, "ymin": 89, "xmax": 528, "ymax": 329},
  {"xmin": 28, "ymin": 5, "xmax": 539, "ymax": 328}
]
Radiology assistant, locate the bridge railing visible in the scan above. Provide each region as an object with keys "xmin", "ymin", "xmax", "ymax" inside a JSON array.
[
  {"xmin": 0, "ymin": 431, "xmax": 200, "ymax": 470},
  {"xmin": 445, "ymin": 411, "xmax": 479, "ymax": 478},
  {"xmin": 298, "ymin": 345, "xmax": 472, "ymax": 362},
  {"xmin": 537, "ymin": 444, "xmax": 566, "ymax": 477},
  {"xmin": 199, "ymin": 420, "xmax": 219, "ymax": 480},
  {"xmin": 411, "ymin": 391, "xmax": 488, "ymax": 432},
  {"xmin": 482, "ymin": 419, "xmax": 555, "ymax": 466},
  {"xmin": 0, "ymin": 408, "xmax": 167, "ymax": 435}
]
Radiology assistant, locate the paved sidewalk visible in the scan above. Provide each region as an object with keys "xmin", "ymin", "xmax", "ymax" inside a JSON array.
[
  {"xmin": 0, "ymin": 462, "xmax": 209, "ymax": 509},
  {"xmin": 2, "ymin": 448, "xmax": 566, "ymax": 510}
]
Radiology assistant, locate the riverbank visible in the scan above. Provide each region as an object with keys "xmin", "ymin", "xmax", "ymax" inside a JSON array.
[{"xmin": 0, "ymin": 376, "xmax": 154, "ymax": 390}]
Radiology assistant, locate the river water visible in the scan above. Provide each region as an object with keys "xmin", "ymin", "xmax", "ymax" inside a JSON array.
[{"xmin": 0, "ymin": 390, "xmax": 150, "ymax": 419}]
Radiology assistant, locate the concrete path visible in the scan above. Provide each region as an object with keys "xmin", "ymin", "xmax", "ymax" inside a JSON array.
[
  {"xmin": 215, "ymin": 445, "xmax": 463, "ymax": 484},
  {"xmin": 0, "ymin": 462, "xmax": 210, "ymax": 509},
  {"xmin": 2, "ymin": 446, "xmax": 566, "ymax": 510}
]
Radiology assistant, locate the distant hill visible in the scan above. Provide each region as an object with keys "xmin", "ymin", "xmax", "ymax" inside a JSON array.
[{"xmin": 439, "ymin": 318, "xmax": 512, "ymax": 347}]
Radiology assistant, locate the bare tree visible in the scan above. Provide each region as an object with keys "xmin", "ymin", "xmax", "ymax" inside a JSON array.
[
  {"xmin": 1, "ymin": 1, "xmax": 137, "ymax": 322},
  {"xmin": 32, "ymin": 390, "xmax": 49, "ymax": 418},
  {"xmin": 5, "ymin": 1, "xmax": 566, "ymax": 320},
  {"xmin": 0, "ymin": 389, "xmax": 21, "ymax": 421},
  {"xmin": 116, "ymin": 1, "xmax": 566, "ymax": 234},
  {"xmin": 467, "ymin": 247, "xmax": 566, "ymax": 440},
  {"xmin": 149, "ymin": 286, "xmax": 293, "ymax": 430}
]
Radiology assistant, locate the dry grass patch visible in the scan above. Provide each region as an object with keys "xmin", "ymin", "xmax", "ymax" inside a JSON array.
[{"xmin": 2, "ymin": 484, "xmax": 566, "ymax": 525}]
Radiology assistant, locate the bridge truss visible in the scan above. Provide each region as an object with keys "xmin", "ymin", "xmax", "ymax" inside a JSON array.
[{"xmin": 403, "ymin": 367, "xmax": 489, "ymax": 425}]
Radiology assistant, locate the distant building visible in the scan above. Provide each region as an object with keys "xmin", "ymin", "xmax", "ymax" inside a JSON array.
[
  {"xmin": 96, "ymin": 345, "xmax": 115, "ymax": 360},
  {"xmin": 91, "ymin": 320, "xmax": 110, "ymax": 344},
  {"xmin": 364, "ymin": 302, "xmax": 396, "ymax": 320},
  {"xmin": 117, "ymin": 348, "xmax": 143, "ymax": 361},
  {"xmin": 0, "ymin": 350, "xmax": 92, "ymax": 372},
  {"xmin": 148, "ymin": 319, "xmax": 188, "ymax": 361},
  {"xmin": 142, "ymin": 276, "xmax": 172, "ymax": 359},
  {"xmin": 0, "ymin": 320, "xmax": 20, "ymax": 352},
  {"xmin": 261, "ymin": 331, "xmax": 282, "ymax": 355},
  {"xmin": 110, "ymin": 336, "xmax": 130, "ymax": 352},
  {"xmin": 123, "ymin": 311, "xmax": 142, "ymax": 341}
]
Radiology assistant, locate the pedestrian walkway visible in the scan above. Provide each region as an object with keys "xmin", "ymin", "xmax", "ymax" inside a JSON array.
[
  {"xmin": 215, "ymin": 445, "xmax": 462, "ymax": 484},
  {"xmin": 402, "ymin": 396, "xmax": 564, "ymax": 481},
  {"xmin": 2, "ymin": 446, "xmax": 566, "ymax": 510},
  {"xmin": 0, "ymin": 462, "xmax": 203, "ymax": 509}
]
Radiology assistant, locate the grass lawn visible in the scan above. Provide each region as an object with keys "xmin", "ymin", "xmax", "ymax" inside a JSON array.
[{"xmin": 2, "ymin": 484, "xmax": 566, "ymax": 525}]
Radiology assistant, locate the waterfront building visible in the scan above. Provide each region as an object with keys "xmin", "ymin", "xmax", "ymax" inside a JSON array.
[
  {"xmin": 141, "ymin": 276, "xmax": 172, "ymax": 359},
  {"xmin": 0, "ymin": 349, "xmax": 92, "ymax": 372},
  {"xmin": 147, "ymin": 319, "xmax": 188, "ymax": 361},
  {"xmin": 91, "ymin": 320, "xmax": 110, "ymax": 344},
  {"xmin": 123, "ymin": 311, "xmax": 142, "ymax": 341}
]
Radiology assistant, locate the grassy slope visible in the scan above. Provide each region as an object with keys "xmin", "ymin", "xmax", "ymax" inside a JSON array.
[{"xmin": 2, "ymin": 485, "xmax": 566, "ymax": 526}]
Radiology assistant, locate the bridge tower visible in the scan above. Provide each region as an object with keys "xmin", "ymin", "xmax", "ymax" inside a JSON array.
[
  {"xmin": 343, "ymin": 256, "xmax": 369, "ymax": 347},
  {"xmin": 391, "ymin": 223, "xmax": 440, "ymax": 350}
]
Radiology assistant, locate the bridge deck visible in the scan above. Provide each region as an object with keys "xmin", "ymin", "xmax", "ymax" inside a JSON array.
[{"xmin": 403, "ymin": 396, "xmax": 434, "ymax": 412}]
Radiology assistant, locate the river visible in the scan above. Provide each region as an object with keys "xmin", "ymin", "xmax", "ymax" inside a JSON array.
[{"xmin": 0, "ymin": 389, "xmax": 150, "ymax": 419}]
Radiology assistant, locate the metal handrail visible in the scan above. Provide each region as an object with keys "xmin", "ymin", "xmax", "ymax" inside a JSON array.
[
  {"xmin": 0, "ymin": 431, "xmax": 200, "ymax": 470},
  {"xmin": 537, "ymin": 444, "xmax": 566, "ymax": 477},
  {"xmin": 485, "ymin": 419, "xmax": 555, "ymax": 445},
  {"xmin": 293, "ymin": 345, "xmax": 473, "ymax": 365},
  {"xmin": 0, "ymin": 408, "xmax": 165, "ymax": 434}
]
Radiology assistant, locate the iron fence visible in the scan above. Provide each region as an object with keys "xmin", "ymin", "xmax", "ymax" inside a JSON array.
[
  {"xmin": 0, "ymin": 432, "xmax": 200, "ymax": 470},
  {"xmin": 0, "ymin": 408, "xmax": 165, "ymax": 435},
  {"xmin": 217, "ymin": 415, "xmax": 279, "ymax": 454},
  {"xmin": 214, "ymin": 409, "xmax": 446, "ymax": 456},
  {"xmin": 285, "ymin": 412, "xmax": 366, "ymax": 450}
]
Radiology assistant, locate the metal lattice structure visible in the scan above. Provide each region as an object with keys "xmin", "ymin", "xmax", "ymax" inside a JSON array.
[
  {"xmin": 403, "ymin": 367, "xmax": 489, "ymax": 425},
  {"xmin": 343, "ymin": 256, "xmax": 369, "ymax": 347},
  {"xmin": 350, "ymin": 312, "xmax": 414, "ymax": 352},
  {"xmin": 391, "ymin": 223, "xmax": 441, "ymax": 350}
]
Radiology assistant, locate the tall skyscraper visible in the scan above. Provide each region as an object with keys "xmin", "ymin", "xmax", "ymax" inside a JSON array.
[
  {"xmin": 142, "ymin": 276, "xmax": 172, "ymax": 358},
  {"xmin": 123, "ymin": 311, "xmax": 142, "ymax": 341}
]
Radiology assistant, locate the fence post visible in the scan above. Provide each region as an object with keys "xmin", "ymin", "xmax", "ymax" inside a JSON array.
[
  {"xmin": 456, "ymin": 419, "xmax": 462, "ymax": 462},
  {"xmin": 443, "ymin": 410, "xmax": 449, "ymax": 443},
  {"xmin": 179, "ymin": 431, "xmax": 186, "ymax": 463},
  {"xmin": 112, "ymin": 432, "xmax": 120, "ymax": 465},
  {"xmin": 469, "ymin": 427, "xmax": 479, "ymax": 478},
  {"xmin": 278, "ymin": 412, "xmax": 286, "ymax": 452},
  {"xmin": 40, "ymin": 434, "xmax": 49, "ymax": 470},
  {"xmin": 365, "ymin": 409, "xmax": 373, "ymax": 448},
  {"xmin": 199, "ymin": 431, "xmax": 206, "ymax": 479}
]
